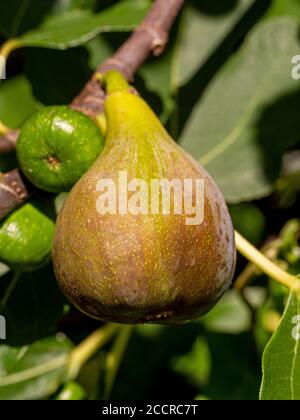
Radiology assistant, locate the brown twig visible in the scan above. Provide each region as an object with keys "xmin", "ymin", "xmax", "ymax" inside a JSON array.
[
  {"xmin": 72, "ymin": 0, "xmax": 185, "ymax": 116},
  {"xmin": 0, "ymin": 129, "xmax": 19, "ymax": 154},
  {"xmin": 0, "ymin": 169, "xmax": 32, "ymax": 220},
  {"xmin": 0, "ymin": 0, "xmax": 185, "ymax": 220}
]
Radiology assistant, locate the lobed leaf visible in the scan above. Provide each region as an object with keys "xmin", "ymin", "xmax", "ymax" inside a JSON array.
[
  {"xmin": 18, "ymin": 0, "xmax": 151, "ymax": 50},
  {"xmin": 0, "ymin": 334, "xmax": 72, "ymax": 400},
  {"xmin": 179, "ymin": 17, "xmax": 300, "ymax": 202},
  {"xmin": 260, "ymin": 292, "xmax": 300, "ymax": 400}
]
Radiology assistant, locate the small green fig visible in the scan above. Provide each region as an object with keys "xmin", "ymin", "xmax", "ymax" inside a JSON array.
[
  {"xmin": 55, "ymin": 382, "xmax": 86, "ymax": 400},
  {"xmin": 53, "ymin": 71, "xmax": 236, "ymax": 324},
  {"xmin": 0, "ymin": 201, "xmax": 54, "ymax": 271},
  {"xmin": 16, "ymin": 106, "xmax": 104, "ymax": 193}
]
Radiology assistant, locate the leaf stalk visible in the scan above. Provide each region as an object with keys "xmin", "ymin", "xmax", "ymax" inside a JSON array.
[
  {"xmin": 235, "ymin": 230, "xmax": 300, "ymax": 295},
  {"xmin": 67, "ymin": 323, "xmax": 120, "ymax": 381}
]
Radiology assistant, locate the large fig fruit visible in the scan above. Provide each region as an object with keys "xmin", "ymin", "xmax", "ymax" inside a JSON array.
[{"xmin": 53, "ymin": 71, "xmax": 236, "ymax": 324}]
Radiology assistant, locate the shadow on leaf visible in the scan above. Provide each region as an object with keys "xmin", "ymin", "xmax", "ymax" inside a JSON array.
[{"xmin": 254, "ymin": 88, "xmax": 300, "ymax": 184}]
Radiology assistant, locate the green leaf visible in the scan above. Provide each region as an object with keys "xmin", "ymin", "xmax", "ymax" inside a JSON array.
[
  {"xmin": 113, "ymin": 324, "xmax": 200, "ymax": 399},
  {"xmin": 230, "ymin": 203, "xmax": 266, "ymax": 245},
  {"xmin": 171, "ymin": 337, "xmax": 211, "ymax": 387},
  {"xmin": 24, "ymin": 47, "xmax": 91, "ymax": 105},
  {"xmin": 0, "ymin": 0, "xmax": 98, "ymax": 37},
  {"xmin": 0, "ymin": 265, "xmax": 67, "ymax": 346},
  {"xmin": 0, "ymin": 334, "xmax": 72, "ymax": 400},
  {"xmin": 0, "ymin": 263, "xmax": 9, "ymax": 278},
  {"xmin": 53, "ymin": 0, "xmax": 97, "ymax": 13},
  {"xmin": 279, "ymin": 219, "xmax": 300, "ymax": 268},
  {"xmin": 18, "ymin": 0, "xmax": 151, "ymax": 50},
  {"xmin": 77, "ymin": 354, "xmax": 104, "ymax": 400},
  {"xmin": 260, "ymin": 292, "xmax": 300, "ymax": 400},
  {"xmin": 139, "ymin": 47, "xmax": 176, "ymax": 122},
  {"xmin": 0, "ymin": 0, "xmax": 54, "ymax": 38},
  {"xmin": 172, "ymin": 0, "xmax": 256, "ymax": 88},
  {"xmin": 0, "ymin": 76, "xmax": 41, "ymax": 128},
  {"xmin": 267, "ymin": 0, "xmax": 300, "ymax": 20},
  {"xmin": 139, "ymin": 0, "xmax": 258, "ymax": 123},
  {"xmin": 200, "ymin": 290, "xmax": 252, "ymax": 334},
  {"xmin": 86, "ymin": 35, "xmax": 113, "ymax": 71},
  {"xmin": 205, "ymin": 333, "xmax": 261, "ymax": 400},
  {"xmin": 179, "ymin": 17, "xmax": 300, "ymax": 202},
  {"xmin": 276, "ymin": 153, "xmax": 300, "ymax": 208}
]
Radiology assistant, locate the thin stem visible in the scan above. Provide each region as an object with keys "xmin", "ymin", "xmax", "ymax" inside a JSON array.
[
  {"xmin": 0, "ymin": 39, "xmax": 20, "ymax": 59},
  {"xmin": 235, "ymin": 264, "xmax": 258, "ymax": 291},
  {"xmin": 67, "ymin": 324, "xmax": 120, "ymax": 381},
  {"xmin": 0, "ymin": 39, "xmax": 20, "ymax": 79},
  {"xmin": 235, "ymin": 239, "xmax": 281, "ymax": 290},
  {"xmin": 0, "ymin": 270, "xmax": 21, "ymax": 311},
  {"xmin": 94, "ymin": 113, "xmax": 107, "ymax": 137},
  {"xmin": 99, "ymin": 70, "xmax": 130, "ymax": 94},
  {"xmin": 235, "ymin": 230, "xmax": 300, "ymax": 293},
  {"xmin": 104, "ymin": 325, "xmax": 134, "ymax": 399}
]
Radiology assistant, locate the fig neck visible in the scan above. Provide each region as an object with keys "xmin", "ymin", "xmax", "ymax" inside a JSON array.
[
  {"xmin": 104, "ymin": 91, "xmax": 167, "ymax": 148},
  {"xmin": 101, "ymin": 70, "xmax": 130, "ymax": 94}
]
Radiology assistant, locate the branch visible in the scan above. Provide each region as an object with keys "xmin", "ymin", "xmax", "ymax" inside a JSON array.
[
  {"xmin": 0, "ymin": 129, "xmax": 19, "ymax": 153},
  {"xmin": 72, "ymin": 0, "xmax": 185, "ymax": 116},
  {"xmin": 0, "ymin": 0, "xmax": 185, "ymax": 220},
  {"xmin": 0, "ymin": 169, "xmax": 32, "ymax": 220}
]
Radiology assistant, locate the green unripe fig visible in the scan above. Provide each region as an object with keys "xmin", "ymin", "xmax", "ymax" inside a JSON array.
[
  {"xmin": 55, "ymin": 382, "xmax": 86, "ymax": 400},
  {"xmin": 0, "ymin": 201, "xmax": 54, "ymax": 271},
  {"xmin": 53, "ymin": 71, "xmax": 236, "ymax": 324},
  {"xmin": 16, "ymin": 106, "xmax": 104, "ymax": 193}
]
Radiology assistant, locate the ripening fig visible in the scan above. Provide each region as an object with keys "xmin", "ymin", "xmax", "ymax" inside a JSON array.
[{"xmin": 53, "ymin": 71, "xmax": 236, "ymax": 324}]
